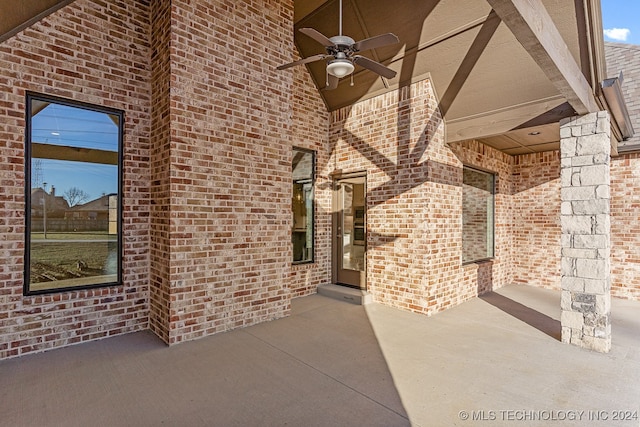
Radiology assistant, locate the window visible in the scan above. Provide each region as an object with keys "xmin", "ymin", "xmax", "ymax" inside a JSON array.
[
  {"xmin": 292, "ymin": 148, "xmax": 315, "ymax": 263},
  {"xmin": 24, "ymin": 93, "xmax": 123, "ymax": 295},
  {"xmin": 462, "ymin": 167, "xmax": 495, "ymax": 263}
]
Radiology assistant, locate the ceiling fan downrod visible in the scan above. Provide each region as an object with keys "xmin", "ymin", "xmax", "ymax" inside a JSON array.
[{"xmin": 338, "ymin": 0, "xmax": 343, "ymax": 36}]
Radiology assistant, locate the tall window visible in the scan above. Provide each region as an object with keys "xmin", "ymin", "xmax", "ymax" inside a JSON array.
[
  {"xmin": 25, "ymin": 93, "xmax": 123, "ymax": 295},
  {"xmin": 462, "ymin": 167, "xmax": 495, "ymax": 263},
  {"xmin": 292, "ymin": 148, "xmax": 315, "ymax": 263}
]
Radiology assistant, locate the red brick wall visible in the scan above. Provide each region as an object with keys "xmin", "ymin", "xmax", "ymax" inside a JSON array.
[
  {"xmin": 500, "ymin": 149, "xmax": 640, "ymax": 302},
  {"xmin": 611, "ymin": 153, "xmax": 640, "ymax": 300},
  {"xmin": 289, "ymin": 60, "xmax": 331, "ymax": 297},
  {"xmin": 0, "ymin": 0, "xmax": 151, "ymax": 359},
  {"xmin": 511, "ymin": 151, "xmax": 561, "ymax": 290},
  {"xmin": 162, "ymin": 0, "xmax": 294, "ymax": 344},
  {"xmin": 329, "ymin": 81, "xmax": 514, "ymax": 315},
  {"xmin": 457, "ymin": 146, "xmax": 640, "ymax": 303},
  {"xmin": 450, "ymin": 140, "xmax": 514, "ymax": 296},
  {"xmin": 149, "ymin": 0, "xmax": 171, "ymax": 343},
  {"xmin": 1, "ymin": 0, "xmax": 300, "ymax": 358},
  {"xmin": 329, "ymin": 83, "xmax": 433, "ymax": 313}
]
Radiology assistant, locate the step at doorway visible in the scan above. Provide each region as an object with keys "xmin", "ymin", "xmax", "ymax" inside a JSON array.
[{"xmin": 318, "ymin": 284, "xmax": 372, "ymax": 305}]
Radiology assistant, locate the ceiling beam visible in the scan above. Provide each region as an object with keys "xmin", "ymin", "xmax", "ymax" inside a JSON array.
[
  {"xmin": 32, "ymin": 143, "xmax": 118, "ymax": 165},
  {"xmin": 486, "ymin": 0, "xmax": 599, "ymax": 115},
  {"xmin": 446, "ymin": 96, "xmax": 567, "ymax": 143}
]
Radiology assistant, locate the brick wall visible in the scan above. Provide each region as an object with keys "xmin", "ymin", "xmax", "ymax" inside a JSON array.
[
  {"xmin": 504, "ymin": 148, "xmax": 640, "ymax": 302},
  {"xmin": 325, "ymin": 74, "xmax": 640, "ymax": 313},
  {"xmin": 0, "ymin": 0, "xmax": 151, "ymax": 359},
  {"xmin": 329, "ymin": 82, "xmax": 434, "ymax": 313},
  {"xmin": 149, "ymin": 0, "xmax": 171, "ymax": 343},
  {"xmin": 450, "ymin": 140, "xmax": 514, "ymax": 295},
  {"xmin": 289, "ymin": 58, "xmax": 331, "ymax": 297},
  {"xmin": 0, "ymin": 0, "xmax": 299, "ymax": 358},
  {"xmin": 161, "ymin": 0, "xmax": 294, "ymax": 344},
  {"xmin": 511, "ymin": 151, "xmax": 561, "ymax": 290},
  {"xmin": 329, "ymin": 81, "xmax": 514, "ymax": 315},
  {"xmin": 611, "ymin": 153, "xmax": 640, "ymax": 300},
  {"xmin": 491, "ymin": 147, "xmax": 640, "ymax": 302}
]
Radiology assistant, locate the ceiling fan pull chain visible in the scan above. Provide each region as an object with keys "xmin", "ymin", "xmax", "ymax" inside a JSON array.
[
  {"xmin": 326, "ymin": 68, "xmax": 329, "ymax": 88},
  {"xmin": 350, "ymin": 73, "xmax": 354, "ymax": 87}
]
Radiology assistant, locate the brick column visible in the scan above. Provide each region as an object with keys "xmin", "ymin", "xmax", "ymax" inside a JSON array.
[{"xmin": 559, "ymin": 111, "xmax": 611, "ymax": 353}]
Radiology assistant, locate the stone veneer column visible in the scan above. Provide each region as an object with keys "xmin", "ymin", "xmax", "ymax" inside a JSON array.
[{"xmin": 560, "ymin": 111, "xmax": 611, "ymax": 353}]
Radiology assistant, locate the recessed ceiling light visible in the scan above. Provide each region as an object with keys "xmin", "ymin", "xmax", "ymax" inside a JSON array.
[
  {"xmin": 51, "ymin": 132, "xmax": 60, "ymax": 136},
  {"xmin": 528, "ymin": 131, "xmax": 541, "ymax": 136}
]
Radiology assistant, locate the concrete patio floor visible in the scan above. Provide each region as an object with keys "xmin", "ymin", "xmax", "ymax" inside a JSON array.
[{"xmin": 1, "ymin": 284, "xmax": 638, "ymax": 427}]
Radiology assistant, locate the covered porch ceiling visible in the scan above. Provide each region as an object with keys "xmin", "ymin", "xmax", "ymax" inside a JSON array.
[
  {"xmin": 0, "ymin": 1, "xmax": 619, "ymax": 155},
  {"xmin": 294, "ymin": 0, "xmax": 611, "ymax": 155}
]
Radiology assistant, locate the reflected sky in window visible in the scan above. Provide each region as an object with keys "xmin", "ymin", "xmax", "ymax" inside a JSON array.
[{"xmin": 31, "ymin": 103, "xmax": 119, "ymax": 199}]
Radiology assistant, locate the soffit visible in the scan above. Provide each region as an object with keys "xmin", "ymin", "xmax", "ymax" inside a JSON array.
[
  {"xmin": 0, "ymin": 0, "xmax": 74, "ymax": 44},
  {"xmin": 292, "ymin": 0, "xmax": 596, "ymax": 154}
]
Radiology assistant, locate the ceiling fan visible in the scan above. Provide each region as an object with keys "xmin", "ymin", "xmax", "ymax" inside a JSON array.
[{"xmin": 277, "ymin": 0, "xmax": 399, "ymax": 90}]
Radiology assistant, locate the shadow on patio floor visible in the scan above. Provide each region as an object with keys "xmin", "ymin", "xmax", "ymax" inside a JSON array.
[{"xmin": 479, "ymin": 291, "xmax": 562, "ymax": 340}]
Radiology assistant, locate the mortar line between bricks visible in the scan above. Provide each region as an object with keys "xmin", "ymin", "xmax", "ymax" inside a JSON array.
[{"xmin": 240, "ymin": 329, "xmax": 410, "ymax": 422}]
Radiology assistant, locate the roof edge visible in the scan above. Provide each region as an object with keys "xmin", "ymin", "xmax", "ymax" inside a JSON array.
[{"xmin": 601, "ymin": 74, "xmax": 634, "ymax": 141}]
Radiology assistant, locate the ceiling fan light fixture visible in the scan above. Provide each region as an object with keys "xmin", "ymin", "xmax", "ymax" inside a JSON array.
[{"xmin": 327, "ymin": 59, "xmax": 355, "ymax": 78}]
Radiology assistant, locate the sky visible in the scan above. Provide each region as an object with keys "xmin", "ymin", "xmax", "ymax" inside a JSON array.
[
  {"xmin": 31, "ymin": 103, "xmax": 119, "ymax": 203},
  {"xmin": 601, "ymin": 0, "xmax": 640, "ymax": 45}
]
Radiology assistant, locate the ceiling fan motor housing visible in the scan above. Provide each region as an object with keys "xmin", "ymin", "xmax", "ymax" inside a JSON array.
[{"xmin": 328, "ymin": 35, "xmax": 356, "ymax": 52}]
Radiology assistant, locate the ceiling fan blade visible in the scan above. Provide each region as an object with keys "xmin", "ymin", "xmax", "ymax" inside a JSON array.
[
  {"xmin": 325, "ymin": 74, "xmax": 339, "ymax": 90},
  {"xmin": 353, "ymin": 56, "xmax": 397, "ymax": 79},
  {"xmin": 353, "ymin": 33, "xmax": 399, "ymax": 52},
  {"xmin": 299, "ymin": 27, "xmax": 336, "ymax": 47},
  {"xmin": 277, "ymin": 54, "xmax": 330, "ymax": 70}
]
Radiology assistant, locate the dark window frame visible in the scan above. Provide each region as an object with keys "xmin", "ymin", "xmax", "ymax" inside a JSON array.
[
  {"xmin": 24, "ymin": 92, "xmax": 124, "ymax": 295},
  {"xmin": 462, "ymin": 165, "xmax": 496, "ymax": 265},
  {"xmin": 292, "ymin": 147, "xmax": 316, "ymax": 265}
]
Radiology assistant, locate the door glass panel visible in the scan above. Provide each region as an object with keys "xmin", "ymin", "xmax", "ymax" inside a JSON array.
[{"xmin": 341, "ymin": 182, "xmax": 365, "ymax": 272}]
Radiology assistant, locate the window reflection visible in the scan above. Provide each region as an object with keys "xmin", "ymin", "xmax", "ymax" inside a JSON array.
[
  {"xmin": 462, "ymin": 167, "xmax": 495, "ymax": 263},
  {"xmin": 292, "ymin": 148, "xmax": 314, "ymax": 263},
  {"xmin": 25, "ymin": 94, "xmax": 122, "ymax": 294}
]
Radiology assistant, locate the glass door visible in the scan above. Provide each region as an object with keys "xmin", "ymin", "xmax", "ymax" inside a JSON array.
[{"xmin": 333, "ymin": 175, "xmax": 366, "ymax": 289}]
